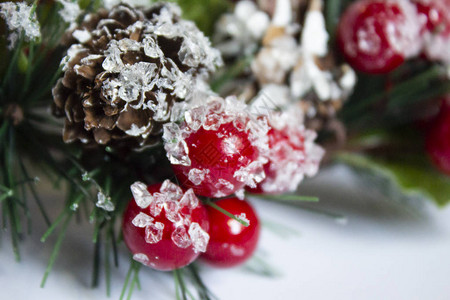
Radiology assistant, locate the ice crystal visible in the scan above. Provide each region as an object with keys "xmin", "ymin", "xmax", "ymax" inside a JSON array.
[
  {"xmin": 133, "ymin": 253, "xmax": 150, "ymax": 265},
  {"xmin": 0, "ymin": 2, "xmax": 41, "ymax": 48},
  {"xmin": 214, "ymin": 179, "xmax": 235, "ymax": 197},
  {"xmin": 188, "ymin": 168, "xmax": 209, "ymax": 186},
  {"xmin": 164, "ymin": 200, "xmax": 181, "ymax": 223},
  {"xmin": 160, "ymin": 180, "xmax": 183, "ymax": 201},
  {"xmin": 188, "ymin": 223, "xmax": 209, "ymax": 253},
  {"xmin": 145, "ymin": 222, "xmax": 164, "ymax": 244},
  {"xmin": 179, "ymin": 189, "xmax": 199, "ymax": 210},
  {"xmin": 171, "ymin": 226, "xmax": 192, "ymax": 248},
  {"xmin": 132, "ymin": 212, "xmax": 154, "ymax": 228},
  {"xmin": 96, "ymin": 191, "xmax": 115, "ymax": 211},
  {"xmin": 149, "ymin": 193, "xmax": 165, "ymax": 217},
  {"xmin": 130, "ymin": 181, "xmax": 153, "ymax": 208},
  {"xmin": 185, "ymin": 106, "xmax": 206, "ymax": 131},
  {"xmin": 234, "ymin": 161, "xmax": 266, "ymax": 188}
]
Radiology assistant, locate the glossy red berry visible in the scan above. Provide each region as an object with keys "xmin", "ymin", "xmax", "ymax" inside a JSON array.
[
  {"xmin": 426, "ymin": 97, "xmax": 450, "ymax": 175},
  {"xmin": 122, "ymin": 180, "xmax": 210, "ymax": 271},
  {"xmin": 337, "ymin": 0, "xmax": 421, "ymax": 74},
  {"xmin": 163, "ymin": 96, "xmax": 268, "ymax": 198},
  {"xmin": 413, "ymin": 0, "xmax": 450, "ymax": 64},
  {"xmin": 202, "ymin": 197, "xmax": 260, "ymax": 268},
  {"xmin": 247, "ymin": 113, "xmax": 324, "ymax": 194}
]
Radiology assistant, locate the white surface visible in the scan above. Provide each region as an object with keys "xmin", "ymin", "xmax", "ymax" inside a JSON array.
[{"xmin": 1, "ymin": 165, "xmax": 450, "ymax": 300}]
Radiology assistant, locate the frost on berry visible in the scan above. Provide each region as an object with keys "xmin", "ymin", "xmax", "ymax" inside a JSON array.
[
  {"xmin": 131, "ymin": 181, "xmax": 153, "ymax": 208},
  {"xmin": 236, "ymin": 213, "xmax": 250, "ymax": 225},
  {"xmin": 164, "ymin": 95, "xmax": 271, "ymax": 198},
  {"xmin": 251, "ymin": 110, "xmax": 325, "ymax": 194},
  {"xmin": 132, "ymin": 212, "xmax": 154, "ymax": 228},
  {"xmin": 171, "ymin": 226, "xmax": 192, "ymax": 249},
  {"xmin": 188, "ymin": 222, "xmax": 210, "ymax": 253},
  {"xmin": 145, "ymin": 222, "xmax": 164, "ymax": 244},
  {"xmin": 150, "ymin": 193, "xmax": 166, "ymax": 217},
  {"xmin": 133, "ymin": 253, "xmax": 150, "ymax": 265}
]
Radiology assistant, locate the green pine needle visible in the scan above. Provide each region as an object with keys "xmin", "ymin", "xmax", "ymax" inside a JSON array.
[{"xmin": 204, "ymin": 199, "xmax": 249, "ymax": 227}]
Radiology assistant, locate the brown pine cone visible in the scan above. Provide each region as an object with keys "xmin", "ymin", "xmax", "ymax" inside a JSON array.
[{"xmin": 52, "ymin": 3, "xmax": 222, "ymax": 148}]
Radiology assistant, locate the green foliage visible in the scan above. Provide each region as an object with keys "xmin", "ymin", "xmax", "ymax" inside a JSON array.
[{"xmin": 337, "ymin": 153, "xmax": 450, "ymax": 207}]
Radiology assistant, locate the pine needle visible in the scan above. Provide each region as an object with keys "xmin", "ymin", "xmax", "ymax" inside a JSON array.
[
  {"xmin": 204, "ymin": 199, "xmax": 249, "ymax": 227},
  {"xmin": 40, "ymin": 212, "xmax": 73, "ymax": 287}
]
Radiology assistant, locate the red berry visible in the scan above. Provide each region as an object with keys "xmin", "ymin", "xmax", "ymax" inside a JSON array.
[
  {"xmin": 122, "ymin": 180, "xmax": 210, "ymax": 271},
  {"xmin": 202, "ymin": 197, "xmax": 260, "ymax": 268},
  {"xmin": 426, "ymin": 97, "xmax": 450, "ymax": 175},
  {"xmin": 248, "ymin": 113, "xmax": 324, "ymax": 194},
  {"xmin": 163, "ymin": 96, "xmax": 268, "ymax": 198},
  {"xmin": 337, "ymin": 0, "xmax": 421, "ymax": 74},
  {"xmin": 413, "ymin": 0, "xmax": 450, "ymax": 64}
]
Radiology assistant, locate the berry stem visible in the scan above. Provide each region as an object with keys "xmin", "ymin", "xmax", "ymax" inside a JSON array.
[{"xmin": 203, "ymin": 198, "xmax": 249, "ymax": 227}]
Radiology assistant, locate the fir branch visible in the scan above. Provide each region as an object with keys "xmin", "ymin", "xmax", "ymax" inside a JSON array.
[{"xmin": 186, "ymin": 264, "xmax": 217, "ymax": 300}]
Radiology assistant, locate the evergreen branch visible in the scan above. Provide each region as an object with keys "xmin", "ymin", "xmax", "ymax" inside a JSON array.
[
  {"xmin": 120, "ymin": 259, "xmax": 142, "ymax": 300},
  {"xmin": 174, "ymin": 269, "xmax": 188, "ymax": 300}
]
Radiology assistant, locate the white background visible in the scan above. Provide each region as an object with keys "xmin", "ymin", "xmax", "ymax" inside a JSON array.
[{"xmin": 1, "ymin": 165, "xmax": 450, "ymax": 299}]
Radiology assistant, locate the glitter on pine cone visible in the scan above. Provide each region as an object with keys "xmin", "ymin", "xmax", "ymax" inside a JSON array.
[{"xmin": 52, "ymin": 3, "xmax": 222, "ymax": 148}]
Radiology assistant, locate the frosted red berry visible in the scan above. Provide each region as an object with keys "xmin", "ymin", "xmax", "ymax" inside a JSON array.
[
  {"xmin": 426, "ymin": 97, "xmax": 450, "ymax": 175},
  {"xmin": 122, "ymin": 180, "xmax": 210, "ymax": 271},
  {"xmin": 202, "ymin": 197, "xmax": 260, "ymax": 268},
  {"xmin": 337, "ymin": 0, "xmax": 421, "ymax": 74},
  {"xmin": 413, "ymin": 0, "xmax": 450, "ymax": 64},
  {"xmin": 247, "ymin": 112, "xmax": 324, "ymax": 194},
  {"xmin": 163, "ymin": 96, "xmax": 268, "ymax": 198}
]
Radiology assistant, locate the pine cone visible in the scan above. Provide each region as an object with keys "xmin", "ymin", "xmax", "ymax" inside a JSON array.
[{"xmin": 52, "ymin": 3, "xmax": 222, "ymax": 148}]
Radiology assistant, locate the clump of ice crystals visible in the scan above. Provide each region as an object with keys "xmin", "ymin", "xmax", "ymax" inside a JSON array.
[
  {"xmin": 163, "ymin": 95, "xmax": 270, "ymax": 196},
  {"xmin": 133, "ymin": 253, "xmax": 150, "ymax": 265},
  {"xmin": 0, "ymin": 2, "xmax": 41, "ymax": 48},
  {"xmin": 214, "ymin": 0, "xmax": 270, "ymax": 57},
  {"xmin": 129, "ymin": 180, "xmax": 209, "ymax": 252},
  {"xmin": 56, "ymin": 0, "xmax": 81, "ymax": 29}
]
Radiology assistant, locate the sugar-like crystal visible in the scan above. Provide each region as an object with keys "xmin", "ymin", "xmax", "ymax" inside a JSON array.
[
  {"xmin": 185, "ymin": 106, "xmax": 206, "ymax": 131},
  {"xmin": 118, "ymin": 38, "xmax": 141, "ymax": 52},
  {"xmin": 132, "ymin": 212, "xmax": 154, "ymax": 228},
  {"xmin": 179, "ymin": 188, "xmax": 199, "ymax": 210},
  {"xmin": 171, "ymin": 226, "xmax": 192, "ymax": 248},
  {"xmin": 233, "ymin": 113, "xmax": 248, "ymax": 131},
  {"xmin": 96, "ymin": 191, "xmax": 115, "ymax": 211},
  {"xmin": 162, "ymin": 122, "xmax": 181, "ymax": 143},
  {"xmin": 167, "ymin": 140, "xmax": 191, "ymax": 166},
  {"xmin": 164, "ymin": 200, "xmax": 181, "ymax": 223},
  {"xmin": 234, "ymin": 161, "xmax": 266, "ymax": 188},
  {"xmin": 188, "ymin": 222, "xmax": 209, "ymax": 253},
  {"xmin": 133, "ymin": 253, "xmax": 149, "ymax": 265},
  {"xmin": 203, "ymin": 113, "xmax": 222, "ymax": 131},
  {"xmin": 150, "ymin": 193, "xmax": 166, "ymax": 217},
  {"xmin": 130, "ymin": 181, "xmax": 153, "ymax": 208},
  {"xmin": 213, "ymin": 179, "xmax": 234, "ymax": 197},
  {"xmin": 188, "ymin": 168, "xmax": 209, "ymax": 186},
  {"xmin": 160, "ymin": 180, "xmax": 183, "ymax": 201},
  {"xmin": 143, "ymin": 36, "xmax": 164, "ymax": 58},
  {"xmin": 145, "ymin": 222, "xmax": 164, "ymax": 244},
  {"xmin": 102, "ymin": 42, "xmax": 124, "ymax": 73}
]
